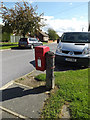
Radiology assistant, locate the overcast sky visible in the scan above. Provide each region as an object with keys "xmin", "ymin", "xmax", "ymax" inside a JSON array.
[{"xmin": 0, "ymin": 0, "xmax": 89, "ymax": 36}]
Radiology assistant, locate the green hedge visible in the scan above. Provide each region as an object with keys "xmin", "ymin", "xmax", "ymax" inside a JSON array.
[{"xmin": 2, "ymin": 32, "xmax": 10, "ymax": 42}]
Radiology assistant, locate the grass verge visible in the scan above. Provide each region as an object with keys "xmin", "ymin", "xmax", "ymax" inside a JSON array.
[
  {"xmin": 0, "ymin": 42, "xmax": 18, "ymax": 45},
  {"xmin": 35, "ymin": 68, "xmax": 89, "ymax": 119},
  {"xmin": 35, "ymin": 74, "xmax": 46, "ymax": 81},
  {"xmin": 0, "ymin": 45, "xmax": 18, "ymax": 49},
  {"xmin": 0, "ymin": 42, "xmax": 18, "ymax": 49},
  {"xmin": 42, "ymin": 42, "xmax": 49, "ymax": 44}
]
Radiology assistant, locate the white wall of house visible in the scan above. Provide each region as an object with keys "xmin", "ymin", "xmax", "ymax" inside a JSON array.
[{"xmin": 43, "ymin": 36, "xmax": 49, "ymax": 41}]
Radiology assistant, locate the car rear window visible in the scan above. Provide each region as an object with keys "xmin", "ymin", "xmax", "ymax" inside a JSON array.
[{"xmin": 20, "ymin": 38, "xmax": 27, "ymax": 42}]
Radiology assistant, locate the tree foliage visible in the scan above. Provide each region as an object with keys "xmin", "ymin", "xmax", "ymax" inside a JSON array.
[
  {"xmin": 2, "ymin": 32, "xmax": 10, "ymax": 42},
  {"xmin": 47, "ymin": 28, "xmax": 59, "ymax": 41},
  {"xmin": 2, "ymin": 1, "xmax": 45, "ymax": 37}
]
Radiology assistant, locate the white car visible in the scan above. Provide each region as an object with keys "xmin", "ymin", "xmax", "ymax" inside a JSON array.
[
  {"xmin": 19, "ymin": 37, "xmax": 43, "ymax": 49},
  {"xmin": 55, "ymin": 32, "xmax": 90, "ymax": 67}
]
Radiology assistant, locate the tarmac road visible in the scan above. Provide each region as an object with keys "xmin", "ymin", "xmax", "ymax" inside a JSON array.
[{"xmin": 1, "ymin": 43, "xmax": 58, "ymax": 87}]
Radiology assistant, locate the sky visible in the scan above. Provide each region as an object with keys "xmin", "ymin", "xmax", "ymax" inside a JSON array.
[{"xmin": 0, "ymin": 0, "xmax": 90, "ymax": 36}]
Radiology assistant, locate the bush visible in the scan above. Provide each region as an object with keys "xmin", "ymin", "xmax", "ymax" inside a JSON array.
[{"xmin": 2, "ymin": 32, "xmax": 10, "ymax": 42}]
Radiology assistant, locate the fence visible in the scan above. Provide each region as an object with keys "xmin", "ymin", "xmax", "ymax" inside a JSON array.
[{"xmin": 10, "ymin": 35, "xmax": 23, "ymax": 43}]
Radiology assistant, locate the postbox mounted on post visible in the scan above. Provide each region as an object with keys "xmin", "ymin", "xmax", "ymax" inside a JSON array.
[{"xmin": 35, "ymin": 46, "xmax": 50, "ymax": 71}]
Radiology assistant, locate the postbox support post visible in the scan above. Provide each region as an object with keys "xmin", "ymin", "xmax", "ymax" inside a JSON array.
[{"xmin": 46, "ymin": 51, "xmax": 55, "ymax": 90}]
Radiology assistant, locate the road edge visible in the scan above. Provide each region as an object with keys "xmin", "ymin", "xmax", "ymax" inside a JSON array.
[{"xmin": 0, "ymin": 69, "xmax": 36, "ymax": 90}]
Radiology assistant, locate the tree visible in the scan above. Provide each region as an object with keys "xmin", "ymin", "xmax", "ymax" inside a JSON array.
[
  {"xmin": 47, "ymin": 28, "xmax": 59, "ymax": 41},
  {"xmin": 1, "ymin": 1, "xmax": 45, "ymax": 37}
]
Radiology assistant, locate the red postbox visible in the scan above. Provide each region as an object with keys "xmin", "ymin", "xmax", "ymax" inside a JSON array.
[{"xmin": 35, "ymin": 46, "xmax": 50, "ymax": 71}]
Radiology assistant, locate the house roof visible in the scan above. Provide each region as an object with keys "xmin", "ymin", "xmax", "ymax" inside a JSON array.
[{"xmin": 39, "ymin": 31, "xmax": 49, "ymax": 37}]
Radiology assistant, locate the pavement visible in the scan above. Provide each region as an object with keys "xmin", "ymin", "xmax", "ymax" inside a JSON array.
[{"xmin": 0, "ymin": 70, "xmax": 48, "ymax": 120}]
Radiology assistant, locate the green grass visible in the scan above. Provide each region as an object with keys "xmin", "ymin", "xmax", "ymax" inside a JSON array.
[
  {"xmin": 0, "ymin": 42, "xmax": 18, "ymax": 45},
  {"xmin": 42, "ymin": 42, "xmax": 49, "ymax": 44},
  {"xmin": 0, "ymin": 45, "xmax": 18, "ymax": 49},
  {"xmin": 35, "ymin": 74, "xmax": 46, "ymax": 81},
  {"xmin": 35, "ymin": 68, "xmax": 89, "ymax": 119},
  {"xmin": 0, "ymin": 42, "xmax": 18, "ymax": 49}
]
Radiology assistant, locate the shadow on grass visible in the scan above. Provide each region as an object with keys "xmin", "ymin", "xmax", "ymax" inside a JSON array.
[{"xmin": 54, "ymin": 62, "xmax": 88, "ymax": 72}]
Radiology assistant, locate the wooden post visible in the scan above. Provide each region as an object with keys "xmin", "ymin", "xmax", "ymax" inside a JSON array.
[{"xmin": 46, "ymin": 51, "xmax": 55, "ymax": 90}]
